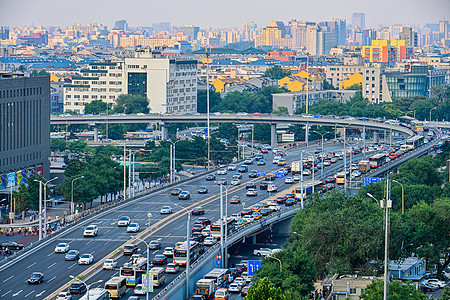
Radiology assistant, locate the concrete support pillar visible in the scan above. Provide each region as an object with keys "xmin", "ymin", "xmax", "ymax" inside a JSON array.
[
  {"xmin": 161, "ymin": 123, "xmax": 169, "ymax": 140},
  {"xmin": 374, "ymin": 130, "xmax": 379, "ymax": 144},
  {"xmin": 93, "ymin": 125, "xmax": 99, "ymax": 142},
  {"xmin": 271, "ymin": 123, "xmax": 277, "ymax": 148},
  {"xmin": 252, "ymin": 235, "xmax": 257, "ymax": 244},
  {"xmin": 305, "ymin": 122, "xmax": 309, "ymax": 147}
]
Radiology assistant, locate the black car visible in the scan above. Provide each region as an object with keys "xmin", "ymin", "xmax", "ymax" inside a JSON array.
[
  {"xmin": 178, "ymin": 191, "xmax": 191, "ymax": 200},
  {"xmin": 249, "ymin": 170, "xmax": 258, "ymax": 178},
  {"xmin": 238, "ymin": 166, "xmax": 248, "ymax": 173},
  {"xmin": 285, "ymin": 198, "xmax": 295, "ymax": 206},
  {"xmin": 1, "ymin": 241, "xmax": 24, "ymax": 250},
  {"xmin": 285, "ymin": 193, "xmax": 295, "ymax": 198},
  {"xmin": 325, "ymin": 177, "xmax": 335, "ymax": 183},
  {"xmin": 191, "ymin": 207, "xmax": 205, "ymax": 215},
  {"xmin": 260, "ymin": 182, "xmax": 268, "ymax": 190},
  {"xmin": 246, "ymin": 182, "xmax": 256, "ymax": 189},
  {"xmin": 191, "ymin": 232, "xmax": 204, "ymax": 242},
  {"xmin": 152, "ymin": 255, "xmax": 167, "ymax": 265},
  {"xmin": 197, "ymin": 186, "xmax": 208, "ymax": 194},
  {"xmin": 171, "ymin": 188, "xmax": 182, "ymax": 195},
  {"xmin": 65, "ymin": 250, "xmax": 80, "ymax": 261},
  {"xmin": 69, "ymin": 281, "xmax": 87, "ymax": 294},
  {"xmin": 123, "ymin": 244, "xmax": 138, "ymax": 256},
  {"xmin": 206, "ymin": 174, "xmax": 216, "ymax": 181},
  {"xmin": 195, "ymin": 217, "xmax": 211, "ymax": 227},
  {"xmin": 28, "ymin": 272, "xmax": 44, "ymax": 284}
]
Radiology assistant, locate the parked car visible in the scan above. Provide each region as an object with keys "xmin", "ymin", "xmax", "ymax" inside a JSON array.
[{"xmin": 426, "ymin": 279, "xmax": 447, "ymax": 288}]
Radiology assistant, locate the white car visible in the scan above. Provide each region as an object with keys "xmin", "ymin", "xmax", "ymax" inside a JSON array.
[
  {"xmin": 242, "ymin": 215, "xmax": 254, "ymax": 223},
  {"xmin": 56, "ymin": 292, "xmax": 72, "ymax": 300},
  {"xmin": 134, "ymin": 284, "xmax": 145, "ymax": 295},
  {"xmin": 267, "ymin": 184, "xmax": 277, "ymax": 192},
  {"xmin": 127, "ymin": 223, "xmax": 140, "ymax": 233},
  {"xmin": 165, "ymin": 263, "xmax": 180, "ymax": 274},
  {"xmin": 228, "ymin": 282, "xmax": 242, "ymax": 293},
  {"xmin": 232, "ymin": 173, "xmax": 242, "ymax": 179},
  {"xmin": 285, "ymin": 177, "xmax": 294, "ymax": 184},
  {"xmin": 228, "ymin": 164, "xmax": 237, "ymax": 171},
  {"xmin": 54, "ymin": 243, "xmax": 70, "ymax": 253},
  {"xmin": 234, "ymin": 277, "xmax": 245, "ymax": 287},
  {"xmin": 268, "ymin": 204, "xmax": 282, "ymax": 211},
  {"xmin": 83, "ymin": 225, "xmax": 98, "ymax": 237},
  {"xmin": 117, "ymin": 216, "xmax": 131, "ymax": 227},
  {"xmin": 204, "ymin": 236, "xmax": 218, "ymax": 246},
  {"xmin": 103, "ymin": 259, "xmax": 117, "ymax": 270},
  {"xmin": 426, "ymin": 279, "xmax": 447, "ymax": 288},
  {"xmin": 230, "ymin": 213, "xmax": 241, "ymax": 221},
  {"xmin": 217, "ymin": 168, "xmax": 227, "ymax": 175},
  {"xmin": 246, "ymin": 189, "xmax": 257, "ymax": 196},
  {"xmin": 302, "ymin": 169, "xmax": 311, "ymax": 176},
  {"xmin": 253, "ymin": 248, "xmax": 275, "ymax": 256},
  {"xmin": 293, "ymin": 174, "xmax": 301, "ymax": 181},
  {"xmin": 351, "ymin": 170, "xmax": 361, "ymax": 177},
  {"xmin": 160, "ymin": 206, "xmax": 173, "ymax": 214},
  {"xmin": 78, "ymin": 253, "xmax": 94, "ymax": 265},
  {"xmin": 201, "ymin": 228, "xmax": 211, "ymax": 236},
  {"xmin": 230, "ymin": 179, "xmax": 240, "ymax": 186},
  {"xmin": 163, "ymin": 247, "xmax": 174, "ymax": 257}
]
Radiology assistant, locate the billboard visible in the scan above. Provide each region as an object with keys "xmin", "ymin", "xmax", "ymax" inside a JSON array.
[
  {"xmin": 36, "ymin": 165, "xmax": 43, "ymax": 176},
  {"xmin": 17, "ymin": 170, "xmax": 26, "ymax": 185},
  {"xmin": 7, "ymin": 173, "xmax": 15, "ymax": 187},
  {"xmin": 0, "ymin": 175, "xmax": 5, "ymax": 190}
]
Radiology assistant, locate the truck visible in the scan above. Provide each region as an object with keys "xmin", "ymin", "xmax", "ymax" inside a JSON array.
[
  {"xmin": 195, "ymin": 278, "xmax": 215, "ymax": 299},
  {"xmin": 358, "ymin": 160, "xmax": 371, "ymax": 174},
  {"xmin": 291, "ymin": 161, "xmax": 302, "ymax": 174}
]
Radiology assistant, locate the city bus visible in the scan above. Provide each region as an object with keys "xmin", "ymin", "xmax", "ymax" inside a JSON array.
[
  {"xmin": 79, "ymin": 288, "xmax": 109, "ymax": 300},
  {"xmin": 336, "ymin": 171, "xmax": 349, "ymax": 185},
  {"xmin": 211, "ymin": 218, "xmax": 236, "ymax": 239},
  {"xmin": 399, "ymin": 116, "xmax": 416, "ymax": 127},
  {"xmin": 405, "ymin": 136, "xmax": 425, "ymax": 150},
  {"xmin": 104, "ymin": 277, "xmax": 127, "ymax": 299},
  {"xmin": 358, "ymin": 160, "xmax": 371, "ymax": 174},
  {"xmin": 369, "ymin": 153, "xmax": 387, "ymax": 169},
  {"xmin": 148, "ymin": 267, "xmax": 166, "ymax": 288},
  {"xmin": 119, "ymin": 257, "xmax": 147, "ymax": 286},
  {"xmin": 293, "ymin": 181, "xmax": 323, "ymax": 199},
  {"xmin": 173, "ymin": 241, "xmax": 205, "ymax": 266},
  {"xmin": 204, "ymin": 268, "xmax": 231, "ymax": 290},
  {"xmin": 411, "ymin": 120, "xmax": 427, "ymax": 133}
]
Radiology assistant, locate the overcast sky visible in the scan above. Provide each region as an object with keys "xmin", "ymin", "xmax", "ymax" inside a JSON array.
[{"xmin": 0, "ymin": 0, "xmax": 448, "ymax": 29}]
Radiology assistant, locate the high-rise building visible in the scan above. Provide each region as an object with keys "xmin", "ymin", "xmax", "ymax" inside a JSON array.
[
  {"xmin": 0, "ymin": 73, "xmax": 51, "ymax": 197},
  {"xmin": 399, "ymin": 27, "xmax": 418, "ymax": 47},
  {"xmin": 439, "ymin": 20, "xmax": 449, "ymax": 38},
  {"xmin": 0, "ymin": 26, "xmax": 9, "ymax": 40},
  {"xmin": 352, "ymin": 13, "xmax": 365, "ymax": 29},
  {"xmin": 179, "ymin": 25, "xmax": 199, "ymax": 41},
  {"xmin": 254, "ymin": 21, "xmax": 286, "ymax": 48},
  {"xmin": 362, "ymin": 40, "xmax": 413, "ymax": 63},
  {"xmin": 114, "ymin": 20, "xmax": 128, "ymax": 31}
]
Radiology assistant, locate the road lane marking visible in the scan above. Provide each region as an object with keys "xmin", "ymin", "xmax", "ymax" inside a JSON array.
[
  {"xmin": 48, "ymin": 276, "xmax": 57, "ymax": 283},
  {"xmin": 27, "ymin": 262, "xmax": 37, "ymax": 269},
  {"xmin": 152, "ymin": 250, "xmax": 158, "ymax": 254},
  {"xmin": 86, "ymin": 240, "xmax": 94, "ymax": 245},
  {"xmin": 1, "ymin": 290, "xmax": 12, "ymax": 298},
  {"xmin": 47, "ymin": 262, "xmax": 56, "ymax": 269},
  {"xmin": 104, "ymin": 240, "xmax": 111, "ymax": 245},
  {"xmin": 47, "ymin": 252, "xmax": 53, "ymax": 257},
  {"xmin": 165, "ymin": 233, "xmax": 172, "ymax": 238},
  {"xmin": 3, "ymin": 276, "xmax": 13, "ymax": 282},
  {"xmin": 24, "ymin": 290, "xmax": 34, "ymax": 298},
  {"xmin": 12, "ymin": 290, "xmax": 22, "ymax": 297},
  {"xmin": 35, "ymin": 290, "xmax": 45, "ymax": 297},
  {"xmin": 104, "ymin": 229, "xmax": 111, "ymax": 234},
  {"xmin": 68, "ymin": 263, "xmax": 77, "ymax": 269}
]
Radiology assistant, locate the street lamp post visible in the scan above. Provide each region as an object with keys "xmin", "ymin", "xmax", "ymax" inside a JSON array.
[
  {"xmin": 71, "ymin": 176, "xmax": 84, "ymax": 216},
  {"xmin": 218, "ymin": 184, "xmax": 230, "ymax": 268},
  {"xmin": 392, "ymin": 180, "xmax": 404, "ymax": 214},
  {"xmin": 69, "ymin": 276, "xmax": 103, "ymax": 300},
  {"xmin": 34, "ymin": 179, "xmax": 43, "ymax": 241},
  {"xmin": 172, "ymin": 203, "xmax": 191, "ymax": 299},
  {"xmin": 43, "ymin": 177, "xmax": 58, "ymax": 238},
  {"xmin": 312, "ymin": 131, "xmax": 330, "ymax": 178},
  {"xmin": 267, "ymin": 255, "xmax": 282, "ymax": 273},
  {"xmin": 132, "ymin": 236, "xmax": 150, "ymax": 300},
  {"xmin": 430, "ymin": 107, "xmax": 437, "ymax": 123},
  {"xmin": 206, "ymin": 46, "xmax": 211, "ymax": 171}
]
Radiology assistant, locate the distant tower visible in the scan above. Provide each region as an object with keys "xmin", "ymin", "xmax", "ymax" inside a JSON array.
[
  {"xmin": 114, "ymin": 20, "xmax": 128, "ymax": 31},
  {"xmin": 352, "ymin": 13, "xmax": 365, "ymax": 30}
]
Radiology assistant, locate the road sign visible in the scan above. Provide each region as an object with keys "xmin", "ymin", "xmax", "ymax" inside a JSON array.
[
  {"xmin": 275, "ymin": 172, "xmax": 285, "ymax": 177},
  {"xmin": 147, "ymin": 213, "xmax": 152, "ymax": 218},
  {"xmin": 247, "ymin": 260, "xmax": 262, "ymax": 276},
  {"xmin": 257, "ymin": 171, "xmax": 266, "ymax": 177},
  {"xmin": 263, "ymin": 219, "xmax": 267, "ymax": 226},
  {"xmin": 242, "ymin": 202, "xmax": 245, "ymax": 207},
  {"xmin": 216, "ymin": 254, "xmax": 222, "ymax": 260},
  {"xmin": 216, "ymin": 259, "xmax": 221, "ymax": 265},
  {"xmin": 142, "ymin": 274, "xmax": 154, "ymax": 293},
  {"xmin": 362, "ymin": 177, "xmax": 385, "ymax": 187}
]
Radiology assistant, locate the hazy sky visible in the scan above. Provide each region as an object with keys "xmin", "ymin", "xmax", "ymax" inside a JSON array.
[{"xmin": 0, "ymin": 0, "xmax": 448, "ymax": 29}]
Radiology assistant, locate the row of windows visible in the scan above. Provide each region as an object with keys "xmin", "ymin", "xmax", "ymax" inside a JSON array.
[
  {"xmin": 1, "ymin": 152, "xmax": 42, "ymax": 168},
  {"xmin": 0, "ymin": 87, "xmax": 42, "ymax": 99}
]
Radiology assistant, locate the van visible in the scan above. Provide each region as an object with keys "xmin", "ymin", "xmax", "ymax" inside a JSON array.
[
  {"xmin": 104, "ymin": 277, "xmax": 126, "ymax": 299},
  {"xmin": 215, "ymin": 288, "xmax": 230, "ymax": 300},
  {"xmin": 149, "ymin": 267, "xmax": 166, "ymax": 287}
]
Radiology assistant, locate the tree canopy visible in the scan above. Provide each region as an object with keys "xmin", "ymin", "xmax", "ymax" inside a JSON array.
[
  {"xmin": 113, "ymin": 94, "xmax": 150, "ymax": 114},
  {"xmin": 84, "ymin": 100, "xmax": 112, "ymax": 115},
  {"xmin": 360, "ymin": 280, "xmax": 428, "ymax": 300},
  {"xmin": 264, "ymin": 66, "xmax": 292, "ymax": 80}
]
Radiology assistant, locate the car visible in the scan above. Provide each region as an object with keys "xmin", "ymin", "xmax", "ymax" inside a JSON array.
[
  {"xmin": 103, "ymin": 259, "xmax": 117, "ymax": 270},
  {"xmin": 69, "ymin": 281, "xmax": 87, "ymax": 294},
  {"xmin": 204, "ymin": 236, "xmax": 218, "ymax": 246},
  {"xmin": 278, "ymin": 159, "xmax": 287, "ymax": 166},
  {"xmin": 285, "ymin": 177, "xmax": 294, "ymax": 184},
  {"xmin": 246, "ymin": 182, "xmax": 256, "ymax": 189},
  {"xmin": 165, "ymin": 263, "xmax": 180, "ymax": 274},
  {"xmin": 0, "ymin": 241, "xmax": 24, "ymax": 251},
  {"xmin": 186, "ymin": 169, "xmax": 196, "ymax": 175},
  {"xmin": 260, "ymin": 208, "xmax": 272, "ymax": 216},
  {"xmin": 217, "ymin": 178, "xmax": 227, "ymax": 185},
  {"xmin": 178, "ymin": 191, "xmax": 191, "ymax": 200},
  {"xmin": 232, "ymin": 173, "xmax": 242, "ymax": 180},
  {"xmin": 196, "ymin": 186, "xmax": 208, "ymax": 194},
  {"xmin": 426, "ymin": 279, "xmax": 447, "ymax": 288},
  {"xmin": 191, "ymin": 232, "xmax": 205, "ymax": 242},
  {"xmin": 192, "ymin": 223, "xmax": 204, "ymax": 232},
  {"xmin": 234, "ymin": 277, "xmax": 245, "ymax": 287},
  {"xmin": 267, "ymin": 184, "xmax": 277, "ymax": 192},
  {"xmin": 28, "ymin": 272, "xmax": 44, "ymax": 284},
  {"xmin": 163, "ymin": 247, "xmax": 174, "ymax": 257},
  {"xmin": 160, "ymin": 206, "xmax": 173, "ymax": 214},
  {"xmin": 230, "ymin": 178, "xmax": 241, "ymax": 186},
  {"xmin": 206, "ymin": 174, "xmax": 216, "ymax": 181},
  {"xmin": 149, "ymin": 240, "xmax": 161, "ymax": 250},
  {"xmin": 325, "ymin": 177, "xmax": 335, "ymax": 183},
  {"xmin": 192, "ymin": 207, "xmax": 205, "ymax": 215},
  {"xmin": 54, "ymin": 243, "xmax": 70, "ymax": 253},
  {"xmin": 302, "ymin": 169, "xmax": 311, "ymax": 176},
  {"xmin": 293, "ymin": 174, "xmax": 301, "ymax": 181},
  {"xmin": 249, "ymin": 170, "xmax": 258, "ymax": 178},
  {"xmin": 65, "ymin": 250, "xmax": 80, "ymax": 261},
  {"xmin": 153, "ymin": 254, "xmax": 167, "ymax": 265},
  {"xmin": 240, "ymin": 208, "xmax": 252, "ymax": 215},
  {"xmin": 123, "ymin": 244, "xmax": 138, "ymax": 255},
  {"xmin": 423, "ymin": 282, "xmax": 440, "ymax": 292},
  {"xmin": 241, "ymin": 286, "xmax": 249, "ymax": 296},
  {"xmin": 230, "ymin": 196, "xmax": 241, "ymax": 204},
  {"xmin": 261, "ymin": 148, "xmax": 269, "ymax": 154},
  {"xmin": 217, "ymin": 168, "xmax": 227, "ymax": 175},
  {"xmin": 252, "ymin": 204, "xmax": 262, "ymax": 212},
  {"xmin": 285, "ymin": 198, "xmax": 295, "ymax": 206},
  {"xmin": 228, "ymin": 164, "xmax": 237, "ymax": 171},
  {"xmin": 265, "ymin": 173, "xmax": 275, "ymax": 181},
  {"xmin": 276, "ymin": 196, "xmax": 286, "ymax": 204},
  {"xmin": 242, "ymin": 215, "xmax": 254, "ymax": 223},
  {"xmin": 201, "ymin": 227, "xmax": 211, "ymax": 236},
  {"xmin": 78, "ymin": 253, "xmax": 94, "ymax": 265},
  {"xmin": 238, "ymin": 165, "xmax": 248, "ymax": 173},
  {"xmin": 257, "ymin": 159, "xmax": 266, "ymax": 166},
  {"xmin": 253, "ymin": 248, "xmax": 275, "ymax": 256},
  {"xmin": 171, "ymin": 188, "xmax": 182, "ymax": 195},
  {"xmin": 251, "ymin": 211, "xmax": 262, "ymax": 220},
  {"xmin": 228, "ymin": 282, "xmax": 242, "ymax": 293},
  {"xmin": 323, "ymin": 160, "xmax": 331, "ymax": 166},
  {"xmin": 259, "ymin": 182, "xmax": 268, "ymax": 190},
  {"xmin": 127, "ymin": 223, "xmax": 140, "ymax": 233},
  {"xmin": 244, "ymin": 158, "xmax": 253, "ymax": 165},
  {"xmin": 128, "ymin": 297, "xmax": 140, "ymax": 300},
  {"xmin": 134, "ymin": 284, "xmax": 145, "ymax": 295},
  {"xmin": 117, "ymin": 216, "xmax": 131, "ymax": 227},
  {"xmin": 83, "ymin": 225, "xmax": 98, "ymax": 237},
  {"xmin": 268, "ymin": 204, "xmax": 282, "ymax": 211},
  {"xmin": 56, "ymin": 291, "xmax": 72, "ymax": 300},
  {"xmin": 246, "ymin": 189, "xmax": 258, "ymax": 196}
]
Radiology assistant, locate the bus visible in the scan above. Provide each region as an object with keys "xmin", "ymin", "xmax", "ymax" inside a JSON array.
[
  {"xmin": 119, "ymin": 256, "xmax": 147, "ymax": 286},
  {"xmin": 148, "ymin": 267, "xmax": 166, "ymax": 288},
  {"xmin": 79, "ymin": 288, "xmax": 109, "ymax": 300},
  {"xmin": 294, "ymin": 181, "xmax": 323, "ymax": 199},
  {"xmin": 411, "ymin": 120, "xmax": 427, "ymax": 133},
  {"xmin": 204, "ymin": 268, "xmax": 230, "ymax": 290},
  {"xmin": 211, "ymin": 218, "xmax": 236, "ymax": 239},
  {"xmin": 173, "ymin": 241, "xmax": 205, "ymax": 266},
  {"xmin": 336, "ymin": 171, "xmax": 350, "ymax": 185},
  {"xmin": 405, "ymin": 136, "xmax": 425, "ymax": 150},
  {"xmin": 104, "ymin": 277, "xmax": 127, "ymax": 299},
  {"xmin": 358, "ymin": 160, "xmax": 371, "ymax": 174},
  {"xmin": 369, "ymin": 153, "xmax": 387, "ymax": 169},
  {"xmin": 399, "ymin": 116, "xmax": 416, "ymax": 127}
]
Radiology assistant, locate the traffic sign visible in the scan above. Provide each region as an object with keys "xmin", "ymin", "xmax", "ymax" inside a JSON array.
[
  {"xmin": 216, "ymin": 259, "xmax": 221, "ymax": 265},
  {"xmin": 247, "ymin": 260, "xmax": 262, "ymax": 276},
  {"xmin": 275, "ymin": 172, "xmax": 285, "ymax": 177},
  {"xmin": 257, "ymin": 171, "xmax": 266, "ymax": 177},
  {"xmin": 216, "ymin": 254, "xmax": 222, "ymax": 260},
  {"xmin": 362, "ymin": 177, "xmax": 385, "ymax": 187},
  {"xmin": 147, "ymin": 213, "xmax": 152, "ymax": 218}
]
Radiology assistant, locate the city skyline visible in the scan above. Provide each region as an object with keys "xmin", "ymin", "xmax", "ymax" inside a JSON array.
[{"xmin": 0, "ymin": 0, "xmax": 447, "ymax": 29}]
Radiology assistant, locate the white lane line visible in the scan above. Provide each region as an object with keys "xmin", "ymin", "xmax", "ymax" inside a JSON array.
[
  {"xmin": 68, "ymin": 263, "xmax": 77, "ymax": 269},
  {"xmin": 27, "ymin": 262, "xmax": 37, "ymax": 269},
  {"xmin": 86, "ymin": 240, "xmax": 94, "ymax": 245},
  {"xmin": 0, "ymin": 290, "xmax": 12, "ymax": 298},
  {"xmin": 24, "ymin": 290, "xmax": 34, "ymax": 298},
  {"xmin": 12, "ymin": 290, "xmax": 23, "ymax": 297},
  {"xmin": 91, "ymin": 251, "xmax": 96, "ymax": 254},
  {"xmin": 165, "ymin": 233, "xmax": 172, "ymax": 238},
  {"xmin": 35, "ymin": 290, "xmax": 45, "ymax": 297},
  {"xmin": 111, "ymin": 271, "xmax": 118, "ymax": 278},
  {"xmin": 47, "ymin": 262, "xmax": 56, "ymax": 269},
  {"xmin": 3, "ymin": 276, "xmax": 13, "ymax": 282},
  {"xmin": 152, "ymin": 250, "xmax": 158, "ymax": 254},
  {"xmin": 48, "ymin": 276, "xmax": 57, "ymax": 283},
  {"xmin": 104, "ymin": 240, "xmax": 111, "ymax": 245},
  {"xmin": 104, "ymin": 229, "xmax": 111, "ymax": 234},
  {"xmin": 47, "ymin": 252, "xmax": 53, "ymax": 257}
]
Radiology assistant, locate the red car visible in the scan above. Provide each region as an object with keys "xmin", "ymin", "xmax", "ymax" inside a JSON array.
[{"xmin": 261, "ymin": 148, "xmax": 268, "ymax": 153}]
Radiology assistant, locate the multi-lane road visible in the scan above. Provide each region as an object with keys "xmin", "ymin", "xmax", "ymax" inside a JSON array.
[{"xmin": 0, "ymin": 141, "xmax": 370, "ymax": 299}]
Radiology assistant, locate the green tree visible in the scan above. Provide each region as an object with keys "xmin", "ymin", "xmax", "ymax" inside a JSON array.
[
  {"xmin": 64, "ymin": 159, "xmax": 87, "ymax": 178},
  {"xmin": 197, "ymin": 90, "xmax": 222, "ymax": 113},
  {"xmin": 67, "ymin": 140, "xmax": 88, "ymax": 153},
  {"xmin": 113, "ymin": 94, "xmax": 150, "ymax": 114},
  {"xmin": 245, "ymin": 277, "xmax": 286, "ymax": 300},
  {"xmin": 360, "ymin": 280, "xmax": 428, "ymax": 300},
  {"xmin": 50, "ymin": 139, "xmax": 67, "ymax": 152},
  {"xmin": 345, "ymin": 83, "xmax": 362, "ymax": 90},
  {"xmin": 253, "ymin": 123, "xmax": 271, "ymax": 144},
  {"xmin": 264, "ymin": 66, "xmax": 291, "ymax": 80},
  {"xmin": 441, "ymin": 286, "xmax": 450, "ymax": 300},
  {"xmin": 84, "ymin": 100, "xmax": 112, "ymax": 115},
  {"xmin": 398, "ymin": 155, "xmax": 442, "ymax": 186},
  {"xmin": 272, "ymin": 106, "xmax": 289, "ymax": 114},
  {"xmin": 99, "ymin": 123, "xmax": 127, "ymax": 140}
]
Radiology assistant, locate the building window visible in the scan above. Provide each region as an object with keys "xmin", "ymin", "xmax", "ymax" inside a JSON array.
[{"xmin": 349, "ymin": 288, "xmax": 356, "ymax": 295}]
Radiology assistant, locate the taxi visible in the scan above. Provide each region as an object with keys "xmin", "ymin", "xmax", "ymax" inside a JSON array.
[
  {"xmin": 252, "ymin": 204, "xmax": 262, "ymax": 212},
  {"xmin": 277, "ymin": 158, "xmax": 287, "ymax": 166},
  {"xmin": 230, "ymin": 196, "xmax": 241, "ymax": 204},
  {"xmin": 251, "ymin": 211, "xmax": 262, "ymax": 220},
  {"xmin": 257, "ymin": 159, "xmax": 266, "ymax": 165}
]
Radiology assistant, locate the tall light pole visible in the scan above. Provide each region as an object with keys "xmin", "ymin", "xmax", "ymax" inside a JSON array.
[
  {"xmin": 169, "ymin": 140, "xmax": 183, "ymax": 184},
  {"xmin": 133, "ymin": 236, "xmax": 150, "ymax": 300},
  {"xmin": 430, "ymin": 107, "xmax": 437, "ymax": 123},
  {"xmin": 219, "ymin": 184, "xmax": 230, "ymax": 267},
  {"xmin": 392, "ymin": 180, "xmax": 404, "ymax": 214},
  {"xmin": 71, "ymin": 176, "xmax": 84, "ymax": 216},
  {"xmin": 267, "ymin": 255, "xmax": 282, "ymax": 273},
  {"xmin": 206, "ymin": 46, "xmax": 211, "ymax": 171},
  {"xmin": 173, "ymin": 203, "xmax": 191, "ymax": 299},
  {"xmin": 43, "ymin": 177, "xmax": 58, "ymax": 237},
  {"xmin": 312, "ymin": 130, "xmax": 330, "ymax": 177},
  {"xmin": 34, "ymin": 179, "xmax": 43, "ymax": 241},
  {"xmin": 123, "ymin": 145, "xmax": 127, "ymax": 200},
  {"xmin": 305, "ymin": 55, "xmax": 309, "ymax": 147},
  {"xmin": 69, "ymin": 276, "xmax": 103, "ymax": 300}
]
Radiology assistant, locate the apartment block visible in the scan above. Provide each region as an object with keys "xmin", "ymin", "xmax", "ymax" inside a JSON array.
[
  {"xmin": 362, "ymin": 40, "xmax": 413, "ymax": 63},
  {"xmin": 325, "ymin": 65, "xmax": 364, "ymax": 88}
]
